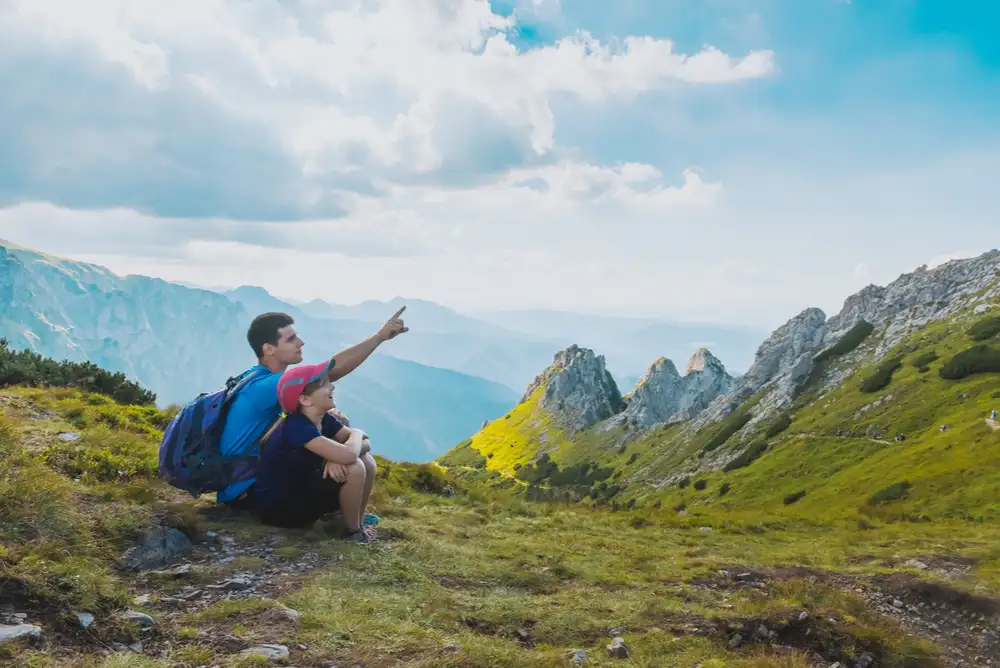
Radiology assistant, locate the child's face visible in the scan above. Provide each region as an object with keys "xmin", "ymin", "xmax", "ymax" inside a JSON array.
[{"xmin": 301, "ymin": 376, "xmax": 335, "ymax": 413}]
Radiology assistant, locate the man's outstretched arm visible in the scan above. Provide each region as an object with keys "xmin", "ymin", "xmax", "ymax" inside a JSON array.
[{"xmin": 328, "ymin": 306, "xmax": 408, "ymax": 381}]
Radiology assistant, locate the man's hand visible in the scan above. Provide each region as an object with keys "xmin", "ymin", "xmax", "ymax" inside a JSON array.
[
  {"xmin": 328, "ymin": 407, "xmax": 350, "ymax": 427},
  {"xmin": 322, "ymin": 460, "xmax": 350, "ymax": 483},
  {"xmin": 376, "ymin": 306, "xmax": 409, "ymax": 342}
]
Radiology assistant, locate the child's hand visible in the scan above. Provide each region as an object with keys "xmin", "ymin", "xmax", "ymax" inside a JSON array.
[{"xmin": 323, "ymin": 460, "xmax": 349, "ymax": 483}]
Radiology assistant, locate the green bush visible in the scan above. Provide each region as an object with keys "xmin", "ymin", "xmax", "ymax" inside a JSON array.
[
  {"xmin": 939, "ymin": 345, "xmax": 1000, "ymax": 380},
  {"xmin": 860, "ymin": 358, "xmax": 902, "ymax": 393},
  {"xmin": 723, "ymin": 441, "xmax": 769, "ymax": 472},
  {"xmin": 783, "ymin": 490, "xmax": 807, "ymax": 505},
  {"xmin": 718, "ymin": 482, "xmax": 731, "ymax": 496},
  {"xmin": 911, "ymin": 351, "xmax": 939, "ymax": 372},
  {"xmin": 677, "ymin": 476, "xmax": 691, "ymax": 489},
  {"xmin": 0, "ymin": 339, "xmax": 155, "ymax": 405},
  {"xmin": 968, "ymin": 315, "xmax": 1000, "ymax": 341},
  {"xmin": 814, "ymin": 321, "xmax": 875, "ymax": 364},
  {"xmin": 868, "ymin": 481, "xmax": 912, "ymax": 505},
  {"xmin": 765, "ymin": 412, "xmax": 792, "ymax": 438},
  {"xmin": 702, "ymin": 411, "xmax": 752, "ymax": 452},
  {"xmin": 693, "ymin": 479, "xmax": 707, "ymax": 491}
]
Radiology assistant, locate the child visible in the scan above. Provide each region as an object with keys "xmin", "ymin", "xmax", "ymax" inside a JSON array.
[{"xmin": 248, "ymin": 360, "xmax": 374, "ymax": 543}]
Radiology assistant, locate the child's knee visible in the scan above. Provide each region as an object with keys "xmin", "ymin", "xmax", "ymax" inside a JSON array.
[{"xmin": 347, "ymin": 459, "xmax": 366, "ymax": 481}]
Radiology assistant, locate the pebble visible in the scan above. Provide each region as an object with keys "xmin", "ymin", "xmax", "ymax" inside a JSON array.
[
  {"xmin": 75, "ymin": 612, "xmax": 95, "ymax": 629},
  {"xmin": 240, "ymin": 644, "xmax": 290, "ymax": 661},
  {"xmin": 606, "ymin": 636, "xmax": 630, "ymax": 659},
  {"xmin": 0, "ymin": 624, "xmax": 41, "ymax": 645},
  {"xmin": 124, "ymin": 610, "xmax": 154, "ymax": 628},
  {"xmin": 569, "ymin": 648, "xmax": 589, "ymax": 663}
]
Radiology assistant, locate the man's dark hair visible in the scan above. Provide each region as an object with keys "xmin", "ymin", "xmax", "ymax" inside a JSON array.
[{"xmin": 247, "ymin": 312, "xmax": 295, "ymax": 358}]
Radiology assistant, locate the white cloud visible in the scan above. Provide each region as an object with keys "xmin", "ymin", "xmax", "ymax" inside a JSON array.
[{"xmin": 2, "ymin": 0, "xmax": 774, "ymax": 191}]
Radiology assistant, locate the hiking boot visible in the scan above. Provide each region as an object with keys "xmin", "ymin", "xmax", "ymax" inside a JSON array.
[{"xmin": 343, "ymin": 529, "xmax": 370, "ymax": 545}]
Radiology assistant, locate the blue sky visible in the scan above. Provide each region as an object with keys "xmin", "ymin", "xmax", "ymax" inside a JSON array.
[{"xmin": 0, "ymin": 0, "xmax": 996, "ymax": 329}]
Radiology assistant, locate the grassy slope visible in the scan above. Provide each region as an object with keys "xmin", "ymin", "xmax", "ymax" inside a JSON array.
[
  {"xmin": 439, "ymin": 304, "xmax": 1000, "ymax": 525},
  {"xmin": 5, "ymin": 386, "xmax": 1000, "ymax": 667}
]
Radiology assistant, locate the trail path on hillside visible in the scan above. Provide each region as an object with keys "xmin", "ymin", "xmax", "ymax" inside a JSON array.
[{"xmin": 987, "ymin": 418, "xmax": 999, "ymax": 431}]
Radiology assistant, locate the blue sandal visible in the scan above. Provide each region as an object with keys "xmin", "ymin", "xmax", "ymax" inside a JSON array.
[{"xmin": 363, "ymin": 513, "xmax": 380, "ymax": 527}]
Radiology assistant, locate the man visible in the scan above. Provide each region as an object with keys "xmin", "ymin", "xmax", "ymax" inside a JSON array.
[
  {"xmin": 249, "ymin": 361, "xmax": 372, "ymax": 542},
  {"xmin": 216, "ymin": 307, "xmax": 408, "ymax": 521}
]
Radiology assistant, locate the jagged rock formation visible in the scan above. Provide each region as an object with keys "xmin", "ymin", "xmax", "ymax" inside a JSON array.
[
  {"xmin": 623, "ymin": 349, "xmax": 733, "ymax": 429},
  {"xmin": 696, "ymin": 250, "xmax": 1000, "ymax": 430},
  {"xmin": 522, "ymin": 345, "xmax": 625, "ymax": 431}
]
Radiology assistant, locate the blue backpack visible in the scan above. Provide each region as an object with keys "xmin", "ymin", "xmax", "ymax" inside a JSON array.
[{"xmin": 158, "ymin": 368, "xmax": 277, "ymax": 498}]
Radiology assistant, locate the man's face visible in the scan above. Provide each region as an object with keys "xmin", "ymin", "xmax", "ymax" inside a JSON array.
[{"xmin": 270, "ymin": 325, "xmax": 304, "ymax": 365}]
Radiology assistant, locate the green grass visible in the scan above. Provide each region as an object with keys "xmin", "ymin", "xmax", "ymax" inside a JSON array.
[
  {"xmin": 860, "ymin": 357, "xmax": 903, "ymax": 393},
  {"xmin": 968, "ymin": 313, "xmax": 1000, "ymax": 341},
  {"xmin": 6, "ymin": 382, "xmax": 1000, "ymax": 667},
  {"xmin": 814, "ymin": 320, "xmax": 875, "ymax": 364}
]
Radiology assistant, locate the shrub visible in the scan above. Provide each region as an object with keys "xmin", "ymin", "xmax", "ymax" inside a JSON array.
[
  {"xmin": 693, "ymin": 479, "xmax": 707, "ymax": 491},
  {"xmin": 765, "ymin": 412, "xmax": 792, "ymax": 438},
  {"xmin": 677, "ymin": 476, "xmax": 691, "ymax": 489},
  {"xmin": 939, "ymin": 345, "xmax": 1000, "ymax": 380},
  {"xmin": 702, "ymin": 411, "xmax": 752, "ymax": 452},
  {"xmin": 723, "ymin": 441, "xmax": 769, "ymax": 472},
  {"xmin": 968, "ymin": 315, "xmax": 1000, "ymax": 341},
  {"xmin": 783, "ymin": 490, "xmax": 807, "ymax": 505},
  {"xmin": 911, "ymin": 351, "xmax": 939, "ymax": 372},
  {"xmin": 0, "ymin": 338, "xmax": 155, "ymax": 405},
  {"xmin": 860, "ymin": 358, "xmax": 902, "ymax": 393},
  {"xmin": 814, "ymin": 321, "xmax": 875, "ymax": 364},
  {"xmin": 626, "ymin": 453, "xmax": 639, "ymax": 465},
  {"xmin": 718, "ymin": 482, "xmax": 731, "ymax": 496},
  {"xmin": 868, "ymin": 481, "xmax": 912, "ymax": 505}
]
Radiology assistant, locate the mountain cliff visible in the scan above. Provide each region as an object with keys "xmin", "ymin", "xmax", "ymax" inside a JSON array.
[
  {"xmin": 520, "ymin": 345, "xmax": 625, "ymax": 432},
  {"xmin": 620, "ymin": 349, "xmax": 733, "ymax": 429},
  {"xmin": 440, "ymin": 250, "xmax": 1000, "ymax": 519},
  {"xmin": 0, "ymin": 241, "xmax": 517, "ymax": 462}
]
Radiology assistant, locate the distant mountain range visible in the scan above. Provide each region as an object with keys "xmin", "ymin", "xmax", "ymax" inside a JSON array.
[
  {"xmin": 0, "ymin": 241, "xmax": 515, "ymax": 462},
  {"xmin": 0, "ymin": 238, "xmax": 770, "ymax": 462}
]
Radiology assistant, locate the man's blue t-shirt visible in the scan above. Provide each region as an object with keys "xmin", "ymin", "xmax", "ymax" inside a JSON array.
[
  {"xmin": 216, "ymin": 366, "xmax": 283, "ymax": 503},
  {"xmin": 251, "ymin": 412, "xmax": 344, "ymax": 511}
]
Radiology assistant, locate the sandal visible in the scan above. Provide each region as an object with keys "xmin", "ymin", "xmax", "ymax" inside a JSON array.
[{"xmin": 363, "ymin": 513, "xmax": 380, "ymax": 527}]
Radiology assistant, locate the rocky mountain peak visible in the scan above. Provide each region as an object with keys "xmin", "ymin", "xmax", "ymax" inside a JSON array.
[
  {"xmin": 696, "ymin": 250, "xmax": 1000, "ymax": 433},
  {"xmin": 623, "ymin": 348, "xmax": 734, "ymax": 429},
  {"xmin": 521, "ymin": 344, "xmax": 625, "ymax": 432},
  {"xmin": 686, "ymin": 348, "xmax": 725, "ymax": 375}
]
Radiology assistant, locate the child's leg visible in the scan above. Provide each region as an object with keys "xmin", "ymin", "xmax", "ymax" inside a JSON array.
[
  {"xmin": 360, "ymin": 452, "xmax": 377, "ymax": 517},
  {"xmin": 337, "ymin": 460, "xmax": 367, "ymax": 533}
]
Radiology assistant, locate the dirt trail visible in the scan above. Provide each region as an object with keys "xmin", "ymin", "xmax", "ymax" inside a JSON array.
[{"xmin": 987, "ymin": 418, "xmax": 999, "ymax": 431}]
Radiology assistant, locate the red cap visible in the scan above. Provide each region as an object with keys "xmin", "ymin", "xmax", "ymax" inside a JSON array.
[{"xmin": 277, "ymin": 359, "xmax": 335, "ymax": 413}]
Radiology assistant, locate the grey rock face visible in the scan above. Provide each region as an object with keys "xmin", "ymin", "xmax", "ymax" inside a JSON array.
[
  {"xmin": 696, "ymin": 250, "xmax": 1000, "ymax": 438},
  {"xmin": 623, "ymin": 350, "xmax": 733, "ymax": 429},
  {"xmin": 522, "ymin": 345, "xmax": 625, "ymax": 431}
]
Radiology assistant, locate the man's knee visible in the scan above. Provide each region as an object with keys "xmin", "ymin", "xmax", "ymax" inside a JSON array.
[{"xmin": 362, "ymin": 451, "xmax": 377, "ymax": 477}]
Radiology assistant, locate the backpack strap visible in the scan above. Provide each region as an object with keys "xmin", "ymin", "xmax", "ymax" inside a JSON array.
[{"xmin": 223, "ymin": 367, "xmax": 271, "ymax": 407}]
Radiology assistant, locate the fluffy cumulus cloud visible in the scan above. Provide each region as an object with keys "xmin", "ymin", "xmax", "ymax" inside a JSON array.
[{"xmin": 0, "ymin": 0, "xmax": 782, "ymax": 318}]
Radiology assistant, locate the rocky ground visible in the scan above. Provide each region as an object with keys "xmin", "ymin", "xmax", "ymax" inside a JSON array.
[{"xmin": 6, "ymin": 512, "xmax": 1000, "ymax": 668}]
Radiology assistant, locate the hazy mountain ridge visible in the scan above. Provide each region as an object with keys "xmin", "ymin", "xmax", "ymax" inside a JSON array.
[{"xmin": 0, "ymin": 242, "xmax": 516, "ymax": 462}]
